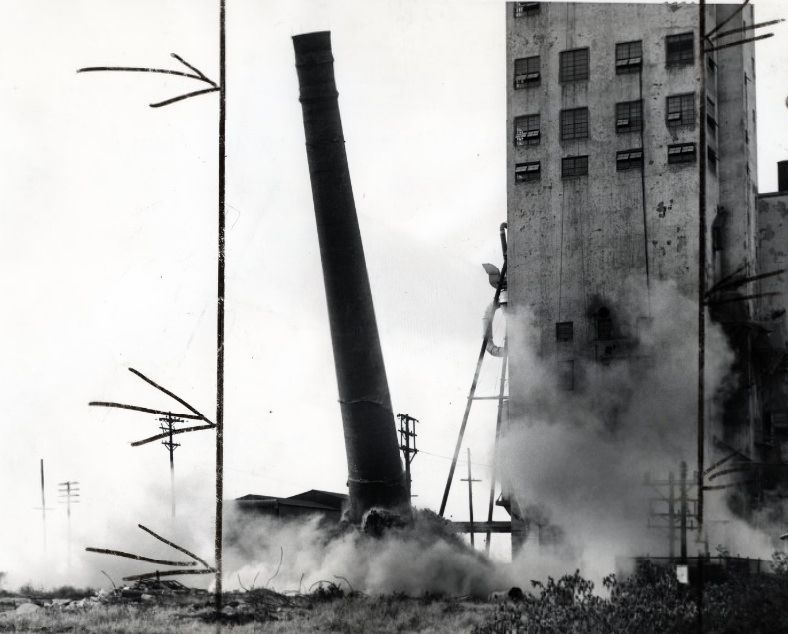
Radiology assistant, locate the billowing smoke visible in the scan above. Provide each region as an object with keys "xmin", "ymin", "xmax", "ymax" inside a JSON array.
[
  {"xmin": 223, "ymin": 507, "xmax": 508, "ymax": 597},
  {"xmin": 499, "ymin": 278, "xmax": 746, "ymax": 581}
]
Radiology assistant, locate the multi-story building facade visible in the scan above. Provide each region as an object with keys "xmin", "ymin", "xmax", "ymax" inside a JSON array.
[{"xmin": 504, "ymin": 2, "xmax": 771, "ymax": 535}]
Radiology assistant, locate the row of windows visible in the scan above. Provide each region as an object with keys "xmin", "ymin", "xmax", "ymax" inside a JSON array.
[
  {"xmin": 514, "ymin": 143, "xmax": 698, "ymax": 182},
  {"xmin": 513, "ymin": 94, "xmax": 696, "ymax": 147},
  {"xmin": 514, "ymin": 33, "xmax": 694, "ymax": 89}
]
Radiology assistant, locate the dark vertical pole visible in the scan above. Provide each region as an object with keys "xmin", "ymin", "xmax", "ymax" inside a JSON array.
[
  {"xmin": 40, "ymin": 459, "xmax": 47, "ymax": 552},
  {"xmin": 680, "ymin": 461, "xmax": 688, "ymax": 562},
  {"xmin": 698, "ymin": 3, "xmax": 708, "ymax": 629},
  {"xmin": 669, "ymin": 471, "xmax": 676, "ymax": 560},
  {"xmin": 466, "ymin": 449, "xmax": 475, "ymax": 547},
  {"xmin": 169, "ymin": 418, "xmax": 176, "ymax": 520},
  {"xmin": 404, "ymin": 417, "xmax": 412, "ymax": 499},
  {"xmin": 214, "ymin": 0, "xmax": 227, "ymax": 613},
  {"xmin": 486, "ymin": 339, "xmax": 508, "ymax": 555}
]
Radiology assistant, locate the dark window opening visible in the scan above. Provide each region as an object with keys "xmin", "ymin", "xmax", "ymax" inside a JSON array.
[
  {"xmin": 707, "ymin": 96, "xmax": 717, "ymax": 131},
  {"xmin": 514, "ymin": 56, "xmax": 540, "ymax": 89},
  {"xmin": 708, "ymin": 146, "xmax": 717, "ymax": 175},
  {"xmin": 515, "ymin": 161, "xmax": 541, "ymax": 183},
  {"xmin": 562, "ymin": 155, "xmax": 588, "ymax": 178},
  {"xmin": 666, "ymin": 32, "xmax": 694, "ymax": 67},
  {"xmin": 707, "ymin": 56, "xmax": 717, "ymax": 74},
  {"xmin": 712, "ymin": 226, "xmax": 723, "ymax": 252},
  {"xmin": 616, "ymin": 100, "xmax": 642, "ymax": 133},
  {"xmin": 514, "ymin": 2, "xmax": 540, "ymax": 17},
  {"xmin": 556, "ymin": 321, "xmax": 574, "ymax": 342},
  {"xmin": 668, "ymin": 142, "xmax": 696, "ymax": 165},
  {"xmin": 559, "ymin": 360, "xmax": 575, "ymax": 391},
  {"xmin": 616, "ymin": 149, "xmax": 644, "ymax": 171},
  {"xmin": 514, "ymin": 114, "xmax": 541, "ymax": 146},
  {"xmin": 596, "ymin": 307, "xmax": 613, "ymax": 340},
  {"xmin": 561, "ymin": 107, "xmax": 589, "ymax": 140},
  {"xmin": 560, "ymin": 48, "xmax": 589, "ymax": 83},
  {"xmin": 616, "ymin": 41, "xmax": 642, "ymax": 73},
  {"xmin": 666, "ymin": 93, "xmax": 694, "ymax": 127}
]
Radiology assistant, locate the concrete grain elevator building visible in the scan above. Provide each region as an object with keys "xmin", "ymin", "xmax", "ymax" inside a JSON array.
[{"xmin": 503, "ymin": 2, "xmax": 785, "ymax": 537}]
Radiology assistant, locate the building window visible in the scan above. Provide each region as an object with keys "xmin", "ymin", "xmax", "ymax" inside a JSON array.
[
  {"xmin": 514, "ymin": 56, "xmax": 541, "ymax": 89},
  {"xmin": 666, "ymin": 32, "xmax": 694, "ymax": 67},
  {"xmin": 712, "ymin": 226, "xmax": 723, "ymax": 252},
  {"xmin": 559, "ymin": 360, "xmax": 575, "ymax": 391},
  {"xmin": 561, "ymin": 108, "xmax": 589, "ymax": 140},
  {"xmin": 559, "ymin": 48, "xmax": 590, "ymax": 83},
  {"xmin": 707, "ymin": 56, "xmax": 717, "ymax": 75},
  {"xmin": 616, "ymin": 149, "xmax": 644, "ymax": 171},
  {"xmin": 515, "ymin": 161, "xmax": 541, "ymax": 183},
  {"xmin": 596, "ymin": 307, "xmax": 612, "ymax": 340},
  {"xmin": 562, "ymin": 155, "xmax": 588, "ymax": 178},
  {"xmin": 667, "ymin": 143, "xmax": 696, "ymax": 164},
  {"xmin": 556, "ymin": 321, "xmax": 574, "ymax": 342},
  {"xmin": 514, "ymin": 2, "xmax": 540, "ymax": 17},
  {"xmin": 707, "ymin": 146, "xmax": 717, "ymax": 174},
  {"xmin": 514, "ymin": 114, "xmax": 541, "ymax": 146},
  {"xmin": 706, "ymin": 96, "xmax": 717, "ymax": 131},
  {"xmin": 616, "ymin": 100, "xmax": 642, "ymax": 133},
  {"xmin": 616, "ymin": 41, "xmax": 642, "ymax": 73},
  {"xmin": 666, "ymin": 93, "xmax": 694, "ymax": 127}
]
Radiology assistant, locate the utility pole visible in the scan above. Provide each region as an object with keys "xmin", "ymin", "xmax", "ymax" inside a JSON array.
[
  {"xmin": 58, "ymin": 481, "xmax": 80, "ymax": 568},
  {"xmin": 680, "ymin": 460, "xmax": 688, "ymax": 562},
  {"xmin": 397, "ymin": 414, "xmax": 419, "ymax": 499},
  {"xmin": 668, "ymin": 470, "xmax": 676, "ymax": 560},
  {"xmin": 34, "ymin": 459, "xmax": 53, "ymax": 552},
  {"xmin": 159, "ymin": 413, "xmax": 183, "ymax": 519},
  {"xmin": 461, "ymin": 448, "xmax": 481, "ymax": 547}
]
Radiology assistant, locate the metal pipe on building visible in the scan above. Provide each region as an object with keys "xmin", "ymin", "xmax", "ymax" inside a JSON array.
[{"xmin": 293, "ymin": 31, "xmax": 409, "ymax": 523}]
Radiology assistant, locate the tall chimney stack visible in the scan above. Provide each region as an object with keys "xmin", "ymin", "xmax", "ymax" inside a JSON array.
[{"xmin": 293, "ymin": 32, "xmax": 409, "ymax": 523}]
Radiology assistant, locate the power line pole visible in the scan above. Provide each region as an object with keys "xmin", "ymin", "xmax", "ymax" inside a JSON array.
[
  {"xmin": 461, "ymin": 448, "xmax": 481, "ymax": 547},
  {"xmin": 159, "ymin": 413, "xmax": 183, "ymax": 519},
  {"xmin": 397, "ymin": 414, "xmax": 418, "ymax": 499},
  {"xmin": 58, "ymin": 481, "xmax": 80, "ymax": 568},
  {"xmin": 34, "ymin": 459, "xmax": 53, "ymax": 552}
]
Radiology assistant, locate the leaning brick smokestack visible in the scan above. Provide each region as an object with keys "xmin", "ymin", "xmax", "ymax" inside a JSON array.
[{"xmin": 293, "ymin": 31, "xmax": 409, "ymax": 523}]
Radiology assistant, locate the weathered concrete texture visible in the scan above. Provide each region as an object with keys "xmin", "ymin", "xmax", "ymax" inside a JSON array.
[{"xmin": 506, "ymin": 3, "xmax": 756, "ymax": 416}]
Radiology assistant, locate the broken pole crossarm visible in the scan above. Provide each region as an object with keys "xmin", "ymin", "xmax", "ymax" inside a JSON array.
[
  {"xmin": 707, "ymin": 465, "xmax": 752, "ymax": 481},
  {"xmin": 703, "ymin": 450, "xmax": 740, "ymax": 475},
  {"xmin": 706, "ymin": 292, "xmax": 780, "ymax": 307},
  {"xmin": 85, "ymin": 547, "xmax": 197, "ymax": 567},
  {"xmin": 128, "ymin": 368, "xmax": 213, "ymax": 424},
  {"xmin": 705, "ymin": 0, "xmax": 750, "ymax": 39},
  {"xmin": 711, "ymin": 18, "xmax": 784, "ymax": 41},
  {"xmin": 88, "ymin": 401, "xmax": 203, "ymax": 420},
  {"xmin": 138, "ymin": 524, "xmax": 213, "ymax": 569},
  {"xmin": 706, "ymin": 268, "xmax": 786, "ymax": 295},
  {"xmin": 703, "ymin": 481, "xmax": 753, "ymax": 491},
  {"xmin": 704, "ymin": 33, "xmax": 775, "ymax": 53},
  {"xmin": 123, "ymin": 569, "xmax": 215, "ymax": 582},
  {"xmin": 130, "ymin": 423, "xmax": 216, "ymax": 447}
]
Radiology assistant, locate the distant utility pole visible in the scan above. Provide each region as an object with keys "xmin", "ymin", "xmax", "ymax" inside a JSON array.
[
  {"xmin": 397, "ymin": 414, "xmax": 419, "ymax": 499},
  {"xmin": 58, "ymin": 480, "xmax": 80, "ymax": 568},
  {"xmin": 159, "ymin": 413, "xmax": 184, "ymax": 519},
  {"xmin": 645, "ymin": 463, "xmax": 697, "ymax": 561},
  {"xmin": 34, "ymin": 459, "xmax": 53, "ymax": 552},
  {"xmin": 461, "ymin": 448, "xmax": 481, "ymax": 547}
]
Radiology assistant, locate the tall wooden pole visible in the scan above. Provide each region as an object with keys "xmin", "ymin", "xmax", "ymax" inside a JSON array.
[{"xmin": 214, "ymin": 0, "xmax": 227, "ymax": 612}]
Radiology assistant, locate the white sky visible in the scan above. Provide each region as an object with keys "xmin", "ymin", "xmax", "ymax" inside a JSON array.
[{"xmin": 1, "ymin": 0, "xmax": 786, "ymax": 587}]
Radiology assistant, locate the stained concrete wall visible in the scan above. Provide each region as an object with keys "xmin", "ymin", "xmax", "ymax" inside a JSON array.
[{"xmin": 506, "ymin": 3, "xmax": 754, "ymax": 417}]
